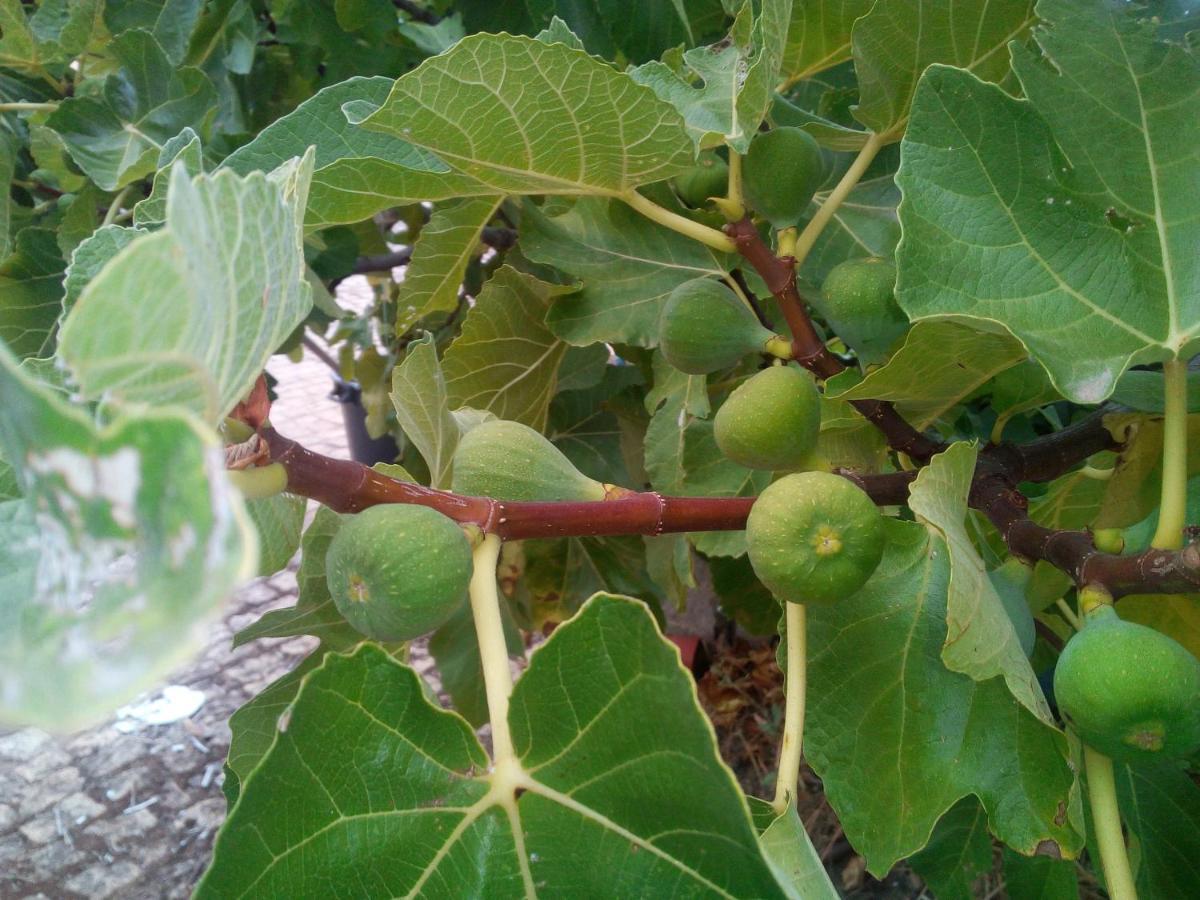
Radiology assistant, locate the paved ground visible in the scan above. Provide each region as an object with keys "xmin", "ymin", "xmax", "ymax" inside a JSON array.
[{"xmin": 0, "ymin": 280, "xmax": 432, "ymax": 898}]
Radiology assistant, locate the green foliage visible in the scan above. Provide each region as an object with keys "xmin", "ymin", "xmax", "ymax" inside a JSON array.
[
  {"xmin": 1055, "ymin": 606, "xmax": 1200, "ymax": 762},
  {"xmin": 659, "ymin": 276, "xmax": 775, "ymax": 374},
  {"xmin": 326, "ymin": 504, "xmax": 474, "ymax": 642},
  {"xmin": 1, "ymin": 1, "xmax": 1196, "ymax": 894},
  {"xmin": 746, "ymin": 471, "xmax": 884, "ymax": 604},
  {"xmin": 451, "ymin": 419, "xmax": 607, "ymax": 501},
  {"xmin": 714, "ymin": 366, "xmax": 821, "ymax": 470}
]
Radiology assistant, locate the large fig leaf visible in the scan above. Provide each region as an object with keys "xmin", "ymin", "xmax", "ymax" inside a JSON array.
[
  {"xmin": 909, "ymin": 442, "xmax": 1053, "ymax": 722},
  {"xmin": 0, "ymin": 342, "xmax": 255, "ymax": 730},
  {"xmin": 898, "ymin": 0, "xmax": 1200, "ymax": 402},
  {"xmin": 220, "ymin": 76, "xmax": 470, "ymax": 227},
  {"xmin": 59, "ymin": 155, "xmax": 313, "ymax": 422},
  {"xmin": 805, "ymin": 518, "xmax": 1081, "ymax": 873},
  {"xmin": 200, "ymin": 595, "xmax": 786, "ymax": 897},
  {"xmin": 353, "ymin": 33, "xmax": 695, "ymax": 196}
]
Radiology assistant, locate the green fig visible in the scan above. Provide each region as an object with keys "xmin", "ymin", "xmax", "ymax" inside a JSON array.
[
  {"xmin": 816, "ymin": 257, "xmax": 908, "ymax": 365},
  {"xmin": 672, "ymin": 152, "xmax": 729, "ymax": 208},
  {"xmin": 742, "ymin": 127, "xmax": 824, "ymax": 228},
  {"xmin": 714, "ymin": 366, "xmax": 821, "ymax": 471},
  {"xmin": 1054, "ymin": 605, "xmax": 1200, "ymax": 761},
  {"xmin": 746, "ymin": 471, "xmax": 885, "ymax": 605},
  {"xmin": 326, "ymin": 504, "xmax": 473, "ymax": 642},
  {"xmin": 659, "ymin": 278, "xmax": 783, "ymax": 375},
  {"xmin": 452, "ymin": 419, "xmax": 606, "ymax": 501}
]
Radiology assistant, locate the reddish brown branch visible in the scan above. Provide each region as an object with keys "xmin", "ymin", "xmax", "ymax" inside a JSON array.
[
  {"xmin": 724, "ymin": 218, "xmax": 941, "ymax": 463},
  {"xmin": 972, "ymin": 472, "xmax": 1200, "ymax": 598},
  {"xmin": 261, "ymin": 425, "xmax": 1197, "ymax": 596},
  {"xmin": 263, "ymin": 428, "xmax": 913, "ymax": 538}
]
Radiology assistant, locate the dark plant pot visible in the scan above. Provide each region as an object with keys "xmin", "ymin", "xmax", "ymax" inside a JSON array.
[{"xmin": 330, "ymin": 378, "xmax": 400, "ymax": 467}]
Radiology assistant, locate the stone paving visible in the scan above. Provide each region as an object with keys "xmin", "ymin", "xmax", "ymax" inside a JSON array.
[{"xmin": 0, "ymin": 287, "xmax": 422, "ymax": 898}]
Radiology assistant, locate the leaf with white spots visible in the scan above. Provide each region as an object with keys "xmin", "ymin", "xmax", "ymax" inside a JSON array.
[{"xmin": 0, "ymin": 341, "xmax": 255, "ymax": 731}]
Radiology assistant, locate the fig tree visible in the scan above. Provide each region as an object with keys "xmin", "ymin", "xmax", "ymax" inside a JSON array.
[
  {"xmin": 452, "ymin": 419, "xmax": 606, "ymax": 501},
  {"xmin": 326, "ymin": 504, "xmax": 473, "ymax": 642},
  {"xmin": 815, "ymin": 257, "xmax": 908, "ymax": 365},
  {"xmin": 714, "ymin": 366, "xmax": 821, "ymax": 471},
  {"xmin": 742, "ymin": 127, "xmax": 824, "ymax": 229},
  {"xmin": 672, "ymin": 152, "xmax": 729, "ymax": 208},
  {"xmin": 659, "ymin": 278, "xmax": 782, "ymax": 375},
  {"xmin": 746, "ymin": 471, "xmax": 885, "ymax": 604},
  {"xmin": 1053, "ymin": 605, "xmax": 1200, "ymax": 761}
]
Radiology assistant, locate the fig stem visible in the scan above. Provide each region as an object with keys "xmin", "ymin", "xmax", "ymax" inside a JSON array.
[
  {"xmin": 1082, "ymin": 744, "xmax": 1139, "ymax": 900},
  {"xmin": 791, "ymin": 131, "xmax": 885, "ymax": 270},
  {"xmin": 1055, "ymin": 597, "xmax": 1083, "ymax": 632},
  {"xmin": 0, "ymin": 101, "xmax": 59, "ymax": 112},
  {"xmin": 772, "ymin": 601, "xmax": 808, "ymax": 816},
  {"xmin": 618, "ymin": 189, "xmax": 737, "ymax": 253},
  {"xmin": 725, "ymin": 150, "xmax": 746, "ymax": 220},
  {"xmin": 1150, "ymin": 358, "xmax": 1187, "ymax": 550},
  {"xmin": 469, "ymin": 533, "xmax": 517, "ymax": 765}
]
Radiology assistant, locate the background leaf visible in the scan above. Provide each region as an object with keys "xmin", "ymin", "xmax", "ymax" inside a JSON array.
[
  {"xmin": 45, "ymin": 29, "xmax": 216, "ymax": 190},
  {"xmin": 526, "ymin": 193, "xmax": 735, "ymax": 348},
  {"xmin": 851, "ymin": 0, "xmax": 1034, "ymax": 139},
  {"xmin": 395, "ymin": 195, "xmax": 503, "ymax": 334},
  {"xmin": 442, "ymin": 266, "xmax": 573, "ymax": 429}
]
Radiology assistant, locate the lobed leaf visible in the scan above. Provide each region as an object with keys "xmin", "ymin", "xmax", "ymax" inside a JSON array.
[{"xmin": 59, "ymin": 155, "xmax": 314, "ymax": 422}]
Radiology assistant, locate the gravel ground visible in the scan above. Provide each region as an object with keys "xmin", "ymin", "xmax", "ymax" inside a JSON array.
[{"xmin": 0, "ymin": 323, "xmax": 417, "ymax": 899}]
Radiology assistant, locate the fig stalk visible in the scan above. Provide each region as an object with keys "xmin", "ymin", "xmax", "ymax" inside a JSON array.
[
  {"xmin": 470, "ymin": 533, "xmax": 518, "ymax": 766},
  {"xmin": 792, "ymin": 131, "xmax": 884, "ymax": 269},
  {"xmin": 1151, "ymin": 358, "xmax": 1187, "ymax": 550},
  {"xmin": 1082, "ymin": 744, "xmax": 1138, "ymax": 900},
  {"xmin": 772, "ymin": 601, "xmax": 807, "ymax": 816},
  {"xmin": 618, "ymin": 189, "xmax": 737, "ymax": 253}
]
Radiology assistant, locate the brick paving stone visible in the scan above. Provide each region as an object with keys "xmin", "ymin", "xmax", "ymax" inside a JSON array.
[{"xmin": 64, "ymin": 859, "xmax": 141, "ymax": 899}]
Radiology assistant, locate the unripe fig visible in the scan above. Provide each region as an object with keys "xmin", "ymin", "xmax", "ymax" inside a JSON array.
[
  {"xmin": 714, "ymin": 366, "xmax": 821, "ymax": 471},
  {"xmin": 226, "ymin": 463, "xmax": 288, "ymax": 500},
  {"xmin": 1053, "ymin": 605, "xmax": 1200, "ymax": 761},
  {"xmin": 672, "ymin": 152, "xmax": 729, "ymax": 208},
  {"xmin": 659, "ymin": 278, "xmax": 780, "ymax": 375},
  {"xmin": 452, "ymin": 419, "xmax": 606, "ymax": 501},
  {"xmin": 326, "ymin": 504, "xmax": 473, "ymax": 642},
  {"xmin": 742, "ymin": 127, "xmax": 824, "ymax": 228},
  {"xmin": 816, "ymin": 257, "xmax": 908, "ymax": 365},
  {"xmin": 746, "ymin": 471, "xmax": 885, "ymax": 604}
]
